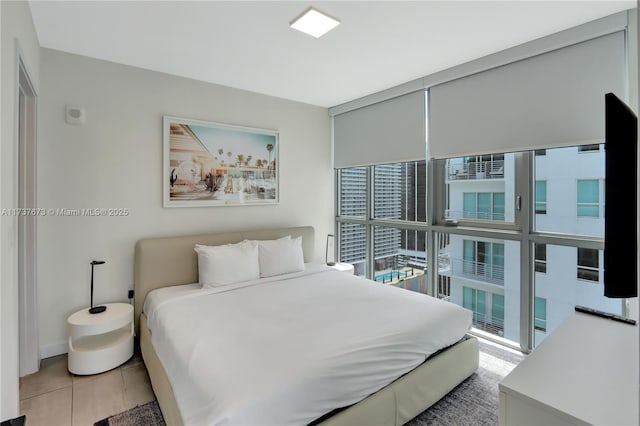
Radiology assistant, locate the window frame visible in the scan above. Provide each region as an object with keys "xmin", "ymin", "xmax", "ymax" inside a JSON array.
[{"xmin": 336, "ymin": 147, "xmax": 617, "ymax": 354}]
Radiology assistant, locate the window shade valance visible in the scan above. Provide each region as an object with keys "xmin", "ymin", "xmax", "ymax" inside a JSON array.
[
  {"xmin": 429, "ymin": 31, "xmax": 626, "ymax": 159},
  {"xmin": 333, "ymin": 91, "xmax": 426, "ymax": 168}
]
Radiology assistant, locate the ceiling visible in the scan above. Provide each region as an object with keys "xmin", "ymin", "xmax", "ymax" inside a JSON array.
[{"xmin": 28, "ymin": 1, "xmax": 635, "ymax": 108}]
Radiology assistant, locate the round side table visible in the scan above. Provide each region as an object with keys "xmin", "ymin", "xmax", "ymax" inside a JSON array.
[
  {"xmin": 67, "ymin": 302, "xmax": 134, "ymax": 375},
  {"xmin": 331, "ymin": 262, "xmax": 354, "ymax": 274}
]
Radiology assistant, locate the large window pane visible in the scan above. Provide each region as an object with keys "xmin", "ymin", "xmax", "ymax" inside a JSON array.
[
  {"xmin": 373, "ymin": 161, "xmax": 426, "ymax": 222},
  {"xmin": 338, "ymin": 167, "xmax": 366, "ymax": 217},
  {"xmin": 534, "ymin": 145, "xmax": 604, "ymax": 237},
  {"xmin": 438, "ymin": 232, "xmax": 520, "ymax": 343},
  {"xmin": 373, "ymin": 226, "xmax": 427, "ymax": 294},
  {"xmin": 444, "ymin": 153, "xmax": 514, "ymax": 223},
  {"xmin": 338, "ymin": 222, "xmax": 366, "ymax": 276},
  {"xmin": 534, "ymin": 245, "xmax": 618, "ymax": 347}
]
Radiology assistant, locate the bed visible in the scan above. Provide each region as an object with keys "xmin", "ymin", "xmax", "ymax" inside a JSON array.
[{"xmin": 134, "ymin": 226, "xmax": 479, "ymax": 426}]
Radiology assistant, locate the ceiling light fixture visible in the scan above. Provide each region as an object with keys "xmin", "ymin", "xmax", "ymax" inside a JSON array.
[{"xmin": 290, "ymin": 7, "xmax": 340, "ymax": 38}]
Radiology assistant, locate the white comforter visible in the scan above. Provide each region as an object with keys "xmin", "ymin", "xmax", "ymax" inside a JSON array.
[{"xmin": 144, "ymin": 264, "xmax": 472, "ymax": 425}]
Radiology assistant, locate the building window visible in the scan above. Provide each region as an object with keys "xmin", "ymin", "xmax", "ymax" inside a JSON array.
[
  {"xmin": 492, "ymin": 294, "xmax": 505, "ymax": 329},
  {"xmin": 463, "ymin": 287, "xmax": 504, "ymax": 335},
  {"xmin": 463, "ymin": 287, "xmax": 486, "ymax": 322},
  {"xmin": 535, "ymin": 181, "xmax": 547, "ymax": 214},
  {"xmin": 578, "ymin": 144, "xmax": 601, "ymax": 153},
  {"xmin": 534, "ymin": 297, "xmax": 547, "ymax": 332},
  {"xmin": 462, "ymin": 192, "xmax": 505, "ymax": 221},
  {"xmin": 577, "ymin": 179, "xmax": 600, "ymax": 217},
  {"xmin": 577, "ymin": 248, "xmax": 599, "ymax": 282},
  {"xmin": 462, "ymin": 240, "xmax": 504, "ymax": 283},
  {"xmin": 535, "ymin": 243, "xmax": 547, "ymax": 273}
]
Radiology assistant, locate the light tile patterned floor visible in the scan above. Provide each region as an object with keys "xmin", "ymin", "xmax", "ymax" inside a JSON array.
[{"xmin": 19, "ymin": 352, "xmax": 154, "ymax": 426}]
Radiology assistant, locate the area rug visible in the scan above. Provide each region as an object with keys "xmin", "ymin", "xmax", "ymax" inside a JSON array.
[
  {"xmin": 405, "ymin": 340, "xmax": 524, "ymax": 426},
  {"xmin": 95, "ymin": 340, "xmax": 523, "ymax": 426},
  {"xmin": 94, "ymin": 401, "xmax": 165, "ymax": 426}
]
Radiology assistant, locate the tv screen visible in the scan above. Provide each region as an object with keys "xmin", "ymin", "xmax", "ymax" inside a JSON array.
[{"xmin": 604, "ymin": 92, "xmax": 638, "ymax": 298}]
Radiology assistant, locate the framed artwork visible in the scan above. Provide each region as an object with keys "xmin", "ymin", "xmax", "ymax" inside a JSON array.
[{"xmin": 163, "ymin": 116, "xmax": 279, "ymax": 207}]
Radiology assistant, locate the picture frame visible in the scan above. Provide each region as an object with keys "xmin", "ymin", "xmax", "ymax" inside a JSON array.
[{"xmin": 163, "ymin": 116, "xmax": 279, "ymax": 207}]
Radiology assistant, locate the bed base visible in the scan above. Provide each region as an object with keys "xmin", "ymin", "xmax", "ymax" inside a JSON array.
[{"xmin": 141, "ymin": 313, "xmax": 478, "ymax": 426}]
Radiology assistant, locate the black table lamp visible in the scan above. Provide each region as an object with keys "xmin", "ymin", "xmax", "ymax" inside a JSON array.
[{"xmin": 89, "ymin": 260, "xmax": 106, "ymax": 314}]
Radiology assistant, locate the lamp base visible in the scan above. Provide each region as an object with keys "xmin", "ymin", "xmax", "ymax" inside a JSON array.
[
  {"xmin": 326, "ymin": 262, "xmax": 336, "ymax": 266},
  {"xmin": 88, "ymin": 306, "xmax": 107, "ymax": 314}
]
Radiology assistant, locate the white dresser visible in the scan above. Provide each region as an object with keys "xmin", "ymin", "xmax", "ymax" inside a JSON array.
[{"xmin": 499, "ymin": 311, "xmax": 638, "ymax": 425}]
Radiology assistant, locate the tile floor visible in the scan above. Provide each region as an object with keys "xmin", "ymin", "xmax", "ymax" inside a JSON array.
[{"xmin": 19, "ymin": 352, "xmax": 155, "ymax": 426}]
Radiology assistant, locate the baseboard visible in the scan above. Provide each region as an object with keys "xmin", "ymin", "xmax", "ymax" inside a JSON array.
[{"xmin": 40, "ymin": 342, "xmax": 67, "ymax": 359}]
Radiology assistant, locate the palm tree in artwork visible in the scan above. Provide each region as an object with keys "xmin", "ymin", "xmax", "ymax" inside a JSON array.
[
  {"xmin": 237, "ymin": 154, "xmax": 244, "ymax": 167},
  {"xmin": 218, "ymin": 148, "xmax": 224, "ymax": 157},
  {"xmin": 246, "ymin": 155, "xmax": 252, "ymax": 167},
  {"xmin": 266, "ymin": 144, "xmax": 274, "ymax": 170}
]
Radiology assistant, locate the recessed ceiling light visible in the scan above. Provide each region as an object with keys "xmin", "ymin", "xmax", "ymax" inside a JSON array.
[{"xmin": 290, "ymin": 7, "xmax": 340, "ymax": 38}]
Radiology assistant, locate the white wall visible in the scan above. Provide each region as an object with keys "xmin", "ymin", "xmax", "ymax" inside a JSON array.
[
  {"xmin": 1, "ymin": 0, "xmax": 41, "ymax": 419},
  {"xmin": 37, "ymin": 49, "xmax": 332, "ymax": 357}
]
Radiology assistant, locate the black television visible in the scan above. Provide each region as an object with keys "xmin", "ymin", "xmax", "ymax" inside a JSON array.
[{"xmin": 603, "ymin": 92, "xmax": 638, "ymax": 299}]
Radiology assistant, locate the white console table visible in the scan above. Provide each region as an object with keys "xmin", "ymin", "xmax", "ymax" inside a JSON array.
[{"xmin": 499, "ymin": 312, "xmax": 638, "ymax": 425}]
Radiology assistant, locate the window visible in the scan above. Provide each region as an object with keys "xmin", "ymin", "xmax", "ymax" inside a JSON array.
[
  {"xmin": 577, "ymin": 248, "xmax": 599, "ymax": 282},
  {"xmin": 374, "ymin": 162, "xmax": 426, "ymax": 222},
  {"xmin": 373, "ymin": 227, "xmax": 427, "ymax": 293},
  {"xmin": 535, "ymin": 243, "xmax": 547, "ymax": 273},
  {"xmin": 492, "ymin": 294, "xmax": 505, "ymax": 329},
  {"xmin": 535, "ymin": 181, "xmax": 547, "ymax": 214},
  {"xmin": 577, "ymin": 180, "xmax": 600, "ymax": 217},
  {"xmin": 463, "ymin": 287, "xmax": 505, "ymax": 336},
  {"xmin": 445, "ymin": 154, "xmax": 514, "ymax": 224},
  {"xmin": 463, "ymin": 287, "xmax": 486, "ymax": 322},
  {"xmin": 461, "ymin": 192, "xmax": 505, "ymax": 221},
  {"xmin": 534, "ymin": 297, "xmax": 547, "ymax": 332},
  {"xmin": 578, "ymin": 144, "xmax": 601, "ymax": 152},
  {"xmin": 336, "ymin": 161, "xmax": 426, "ymax": 281},
  {"xmin": 462, "ymin": 240, "xmax": 504, "ymax": 283}
]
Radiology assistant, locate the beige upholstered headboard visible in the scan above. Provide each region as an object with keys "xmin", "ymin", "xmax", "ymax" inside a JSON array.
[{"xmin": 133, "ymin": 226, "xmax": 314, "ymax": 332}]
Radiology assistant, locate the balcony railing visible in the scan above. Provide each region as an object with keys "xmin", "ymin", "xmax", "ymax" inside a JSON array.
[
  {"xmin": 445, "ymin": 210, "xmax": 505, "ymax": 221},
  {"xmin": 447, "ymin": 160, "xmax": 504, "ymax": 181},
  {"xmin": 445, "ymin": 258, "xmax": 504, "ymax": 285},
  {"xmin": 470, "ymin": 312, "xmax": 505, "ymax": 336}
]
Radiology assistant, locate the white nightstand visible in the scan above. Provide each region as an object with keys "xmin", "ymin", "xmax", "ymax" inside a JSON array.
[
  {"xmin": 67, "ymin": 302, "xmax": 134, "ymax": 375},
  {"xmin": 330, "ymin": 262, "xmax": 354, "ymax": 274}
]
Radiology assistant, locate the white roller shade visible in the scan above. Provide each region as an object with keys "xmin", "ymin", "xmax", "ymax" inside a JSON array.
[
  {"xmin": 333, "ymin": 91, "xmax": 426, "ymax": 168},
  {"xmin": 429, "ymin": 31, "xmax": 626, "ymax": 159}
]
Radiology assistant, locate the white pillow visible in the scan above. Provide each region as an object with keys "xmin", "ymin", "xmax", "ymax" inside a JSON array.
[
  {"xmin": 194, "ymin": 240, "xmax": 259, "ymax": 287},
  {"xmin": 258, "ymin": 236, "xmax": 305, "ymax": 277}
]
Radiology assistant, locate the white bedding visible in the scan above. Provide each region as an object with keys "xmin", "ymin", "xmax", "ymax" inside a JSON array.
[{"xmin": 144, "ymin": 264, "xmax": 472, "ymax": 426}]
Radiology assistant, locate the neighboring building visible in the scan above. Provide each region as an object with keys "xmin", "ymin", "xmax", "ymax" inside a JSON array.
[{"xmin": 442, "ymin": 147, "xmax": 620, "ymax": 345}]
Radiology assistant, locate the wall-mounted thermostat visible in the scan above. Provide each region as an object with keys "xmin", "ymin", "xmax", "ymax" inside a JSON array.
[{"xmin": 65, "ymin": 105, "xmax": 85, "ymax": 125}]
